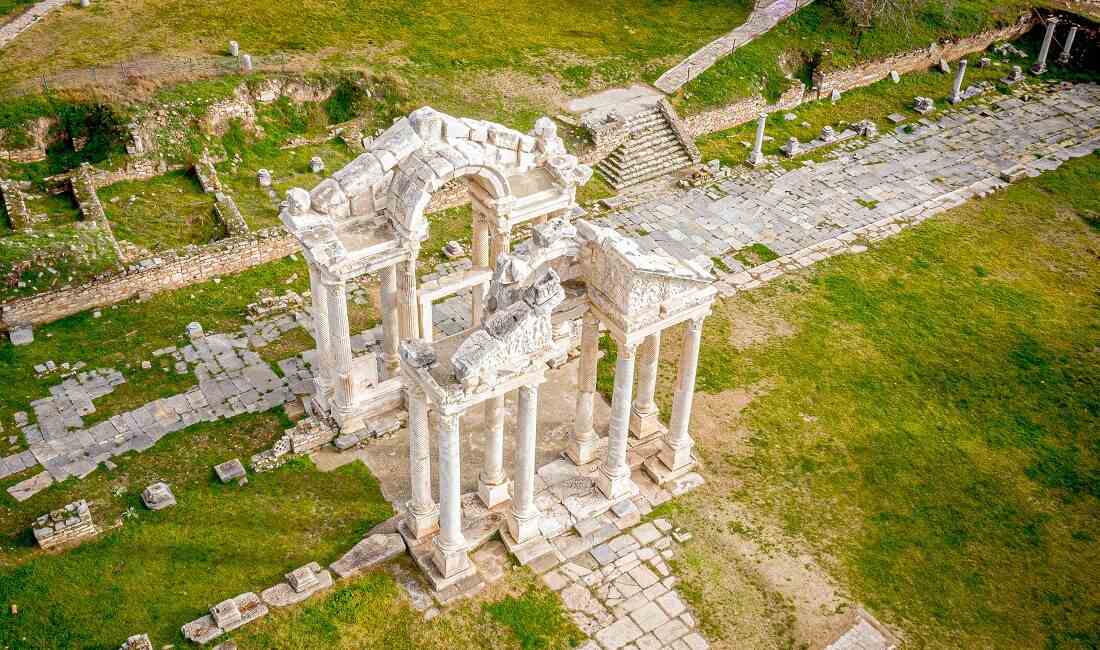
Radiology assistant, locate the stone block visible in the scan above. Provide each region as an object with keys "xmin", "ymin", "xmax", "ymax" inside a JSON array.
[
  {"xmin": 140, "ymin": 482, "xmax": 176, "ymax": 510},
  {"xmin": 119, "ymin": 633, "xmax": 153, "ymax": 650},
  {"xmin": 186, "ymin": 322, "xmax": 204, "ymax": 339},
  {"xmin": 329, "ymin": 533, "xmax": 406, "ymax": 579},
  {"xmin": 261, "ymin": 562, "xmax": 334, "ymax": 607},
  {"xmin": 33, "ymin": 499, "xmax": 95, "ymax": 549},
  {"xmin": 9, "ymin": 325, "xmax": 33, "ymax": 346},
  {"xmin": 214, "ymin": 458, "xmax": 246, "ymax": 483}
]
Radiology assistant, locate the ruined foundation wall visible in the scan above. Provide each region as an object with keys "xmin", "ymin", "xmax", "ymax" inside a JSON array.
[
  {"xmin": 682, "ymin": 18, "xmax": 1035, "ymax": 138},
  {"xmin": 1, "ymin": 228, "xmax": 296, "ymax": 328}
]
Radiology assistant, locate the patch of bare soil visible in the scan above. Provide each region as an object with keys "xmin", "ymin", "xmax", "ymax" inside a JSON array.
[
  {"xmin": 672, "ymin": 386, "xmax": 882, "ymax": 649},
  {"xmin": 462, "ymin": 69, "xmax": 573, "ymax": 113},
  {"xmin": 721, "ymin": 299, "xmax": 798, "ymax": 351}
]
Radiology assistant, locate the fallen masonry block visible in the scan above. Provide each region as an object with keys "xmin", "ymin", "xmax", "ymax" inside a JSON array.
[
  {"xmin": 329, "ymin": 533, "xmax": 407, "ymax": 579},
  {"xmin": 260, "ymin": 561, "xmax": 334, "ymax": 607},
  {"xmin": 141, "ymin": 482, "xmax": 176, "ymax": 511},
  {"xmin": 186, "ymin": 322, "xmax": 205, "ymax": 339},
  {"xmin": 33, "ymin": 499, "xmax": 96, "ymax": 549},
  {"xmin": 9, "ymin": 324, "xmax": 33, "ymax": 346},
  {"xmin": 181, "ymin": 592, "xmax": 268, "ymax": 644},
  {"xmin": 214, "ymin": 458, "xmax": 246, "ymax": 483},
  {"xmin": 119, "ymin": 633, "xmax": 153, "ymax": 650}
]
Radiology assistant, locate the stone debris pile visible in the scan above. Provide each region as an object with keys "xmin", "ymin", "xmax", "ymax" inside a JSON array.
[
  {"xmin": 181, "ymin": 592, "xmax": 268, "ymax": 644},
  {"xmin": 33, "ymin": 499, "xmax": 96, "ymax": 549},
  {"xmin": 118, "ymin": 633, "xmax": 153, "ymax": 650},
  {"xmin": 260, "ymin": 562, "xmax": 334, "ymax": 607}
]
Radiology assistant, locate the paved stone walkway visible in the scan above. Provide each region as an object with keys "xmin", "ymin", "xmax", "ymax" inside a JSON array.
[
  {"xmin": 654, "ymin": 0, "xmax": 814, "ymax": 93},
  {"xmin": 605, "ymin": 82, "xmax": 1100, "ymax": 296}
]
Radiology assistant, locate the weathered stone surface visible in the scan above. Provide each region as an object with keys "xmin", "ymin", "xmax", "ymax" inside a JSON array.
[
  {"xmin": 141, "ymin": 482, "xmax": 176, "ymax": 510},
  {"xmin": 9, "ymin": 324, "xmax": 33, "ymax": 346},
  {"xmin": 329, "ymin": 533, "xmax": 406, "ymax": 578},
  {"xmin": 119, "ymin": 633, "xmax": 153, "ymax": 650},
  {"xmin": 33, "ymin": 499, "xmax": 95, "ymax": 549},
  {"xmin": 214, "ymin": 458, "xmax": 246, "ymax": 483},
  {"xmin": 181, "ymin": 592, "xmax": 268, "ymax": 644},
  {"xmin": 7, "ymin": 471, "xmax": 53, "ymax": 502},
  {"xmin": 260, "ymin": 562, "xmax": 334, "ymax": 607}
]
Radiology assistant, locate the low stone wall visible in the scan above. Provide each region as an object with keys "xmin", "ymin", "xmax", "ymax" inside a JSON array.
[
  {"xmin": 0, "ymin": 178, "xmax": 37, "ymax": 230},
  {"xmin": 0, "ymin": 228, "xmax": 297, "ymax": 328},
  {"xmin": 32, "ymin": 499, "xmax": 96, "ymax": 549},
  {"xmin": 195, "ymin": 152, "xmax": 250, "ymax": 236},
  {"xmin": 682, "ymin": 17, "xmax": 1035, "ymax": 138},
  {"xmin": 82, "ymin": 157, "xmax": 175, "ymax": 187}
]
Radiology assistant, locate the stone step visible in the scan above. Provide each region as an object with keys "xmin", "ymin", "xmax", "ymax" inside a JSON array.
[
  {"xmin": 602, "ymin": 147, "xmax": 692, "ymax": 175},
  {"xmin": 612, "ymin": 132, "xmax": 683, "ymax": 157},
  {"xmin": 596, "ymin": 153, "xmax": 693, "ymax": 189},
  {"xmin": 607, "ymin": 139, "xmax": 687, "ymax": 166}
]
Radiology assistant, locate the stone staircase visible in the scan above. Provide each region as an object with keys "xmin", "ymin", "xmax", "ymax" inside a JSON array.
[{"xmin": 595, "ymin": 101, "xmax": 699, "ymax": 190}]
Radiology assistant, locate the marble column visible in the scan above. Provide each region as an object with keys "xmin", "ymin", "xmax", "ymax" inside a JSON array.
[
  {"xmin": 432, "ymin": 412, "xmax": 470, "ymax": 578},
  {"xmin": 507, "ymin": 384, "xmax": 541, "ymax": 542},
  {"xmin": 1059, "ymin": 26, "xmax": 1078, "ymax": 65},
  {"xmin": 324, "ymin": 278, "xmax": 358, "ymax": 428},
  {"xmin": 596, "ymin": 341, "xmax": 638, "ymax": 500},
  {"xmin": 950, "ymin": 59, "xmax": 968, "ymax": 104},
  {"xmin": 397, "ymin": 248, "xmax": 420, "ymax": 341},
  {"xmin": 490, "ymin": 223, "xmax": 512, "ymax": 266},
  {"xmin": 405, "ymin": 385, "xmax": 438, "ymax": 538},
  {"xmin": 567, "ymin": 313, "xmax": 601, "ymax": 465},
  {"xmin": 380, "ymin": 264, "xmax": 400, "ymax": 375},
  {"xmin": 629, "ymin": 332, "xmax": 662, "ymax": 438},
  {"xmin": 307, "ymin": 264, "xmax": 333, "ymax": 391},
  {"xmin": 1033, "ymin": 17, "xmax": 1059, "ymax": 74},
  {"xmin": 659, "ymin": 316, "xmax": 705, "ymax": 472},
  {"xmin": 420, "ymin": 299, "xmax": 434, "ymax": 343},
  {"xmin": 478, "ymin": 394, "xmax": 509, "ymax": 508},
  {"xmin": 748, "ymin": 112, "xmax": 767, "ymax": 167},
  {"xmin": 471, "ymin": 214, "xmax": 491, "ymax": 326}
]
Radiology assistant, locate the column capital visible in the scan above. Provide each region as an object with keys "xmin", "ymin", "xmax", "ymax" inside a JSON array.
[
  {"xmin": 617, "ymin": 342, "xmax": 639, "ymax": 360},
  {"xmin": 582, "ymin": 311, "xmax": 600, "ymax": 329}
]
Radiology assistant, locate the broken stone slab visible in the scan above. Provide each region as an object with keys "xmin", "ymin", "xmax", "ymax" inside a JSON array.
[
  {"xmin": 141, "ymin": 482, "xmax": 176, "ymax": 510},
  {"xmin": 260, "ymin": 562, "xmax": 334, "ymax": 607},
  {"xmin": 214, "ymin": 458, "xmax": 246, "ymax": 483},
  {"xmin": 443, "ymin": 240, "xmax": 465, "ymax": 259},
  {"xmin": 9, "ymin": 324, "xmax": 33, "ymax": 346},
  {"xmin": 913, "ymin": 97, "xmax": 935, "ymax": 114},
  {"xmin": 181, "ymin": 592, "xmax": 268, "ymax": 644},
  {"xmin": 119, "ymin": 633, "xmax": 153, "ymax": 650},
  {"xmin": 8, "ymin": 471, "xmax": 54, "ymax": 502},
  {"xmin": 329, "ymin": 533, "xmax": 407, "ymax": 579}
]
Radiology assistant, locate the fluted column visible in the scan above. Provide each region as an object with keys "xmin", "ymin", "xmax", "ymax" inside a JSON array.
[
  {"xmin": 629, "ymin": 332, "xmax": 662, "ymax": 439},
  {"xmin": 432, "ymin": 412, "xmax": 470, "ymax": 578},
  {"xmin": 596, "ymin": 341, "xmax": 638, "ymax": 500},
  {"xmin": 1033, "ymin": 17, "xmax": 1058, "ymax": 74},
  {"xmin": 660, "ymin": 316, "xmax": 705, "ymax": 472},
  {"xmin": 567, "ymin": 313, "xmax": 600, "ymax": 465},
  {"xmin": 405, "ymin": 385, "xmax": 438, "ymax": 538},
  {"xmin": 490, "ymin": 223, "xmax": 512, "ymax": 266},
  {"xmin": 478, "ymin": 394, "xmax": 509, "ymax": 508},
  {"xmin": 397, "ymin": 247, "xmax": 420, "ymax": 341},
  {"xmin": 380, "ymin": 264, "xmax": 400, "ymax": 376},
  {"xmin": 507, "ymin": 384, "xmax": 541, "ymax": 542},
  {"xmin": 324, "ymin": 278, "xmax": 358, "ymax": 428},
  {"xmin": 307, "ymin": 263, "xmax": 333, "ymax": 391}
]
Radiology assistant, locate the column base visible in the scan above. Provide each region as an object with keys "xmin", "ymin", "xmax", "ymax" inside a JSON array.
[
  {"xmin": 628, "ymin": 408, "xmax": 663, "ymax": 439},
  {"xmin": 565, "ymin": 435, "xmax": 600, "ymax": 466},
  {"xmin": 595, "ymin": 466, "xmax": 638, "ymax": 502},
  {"xmin": 1058, "ymin": 55, "xmax": 1070, "ymax": 65},
  {"xmin": 404, "ymin": 504, "xmax": 440, "ymax": 540},
  {"xmin": 507, "ymin": 507, "xmax": 542, "ymax": 544},
  {"xmin": 432, "ymin": 539, "xmax": 472, "ymax": 581},
  {"xmin": 747, "ymin": 152, "xmax": 765, "ymax": 167},
  {"xmin": 949, "ymin": 94, "xmax": 963, "ymax": 105},
  {"xmin": 658, "ymin": 439, "xmax": 695, "ymax": 473},
  {"xmin": 1031, "ymin": 63, "xmax": 1048, "ymax": 75},
  {"xmin": 477, "ymin": 478, "xmax": 512, "ymax": 509},
  {"xmin": 643, "ymin": 452, "xmax": 698, "ymax": 487}
]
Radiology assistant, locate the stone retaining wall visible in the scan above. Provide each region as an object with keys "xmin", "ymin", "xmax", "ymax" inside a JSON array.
[
  {"xmin": 683, "ymin": 17, "xmax": 1035, "ymax": 138},
  {"xmin": 1, "ymin": 228, "xmax": 296, "ymax": 328},
  {"xmin": 0, "ymin": 178, "xmax": 37, "ymax": 230}
]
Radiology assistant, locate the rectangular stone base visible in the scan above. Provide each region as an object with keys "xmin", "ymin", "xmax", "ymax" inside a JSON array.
[
  {"xmin": 406, "ymin": 535, "xmax": 479, "ymax": 592},
  {"xmin": 642, "ymin": 453, "xmax": 699, "ymax": 487},
  {"xmin": 477, "ymin": 479, "xmax": 512, "ymax": 509}
]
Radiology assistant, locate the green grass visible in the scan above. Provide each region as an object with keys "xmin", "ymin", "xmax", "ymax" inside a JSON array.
[
  {"xmin": 99, "ymin": 169, "xmax": 222, "ymax": 250},
  {"xmin": 0, "ymin": 419, "xmax": 393, "ymax": 647},
  {"xmin": 420, "ymin": 204, "xmax": 474, "ymax": 265},
  {"xmin": 732, "ymin": 243, "xmax": 779, "ymax": 267},
  {"xmin": 217, "ymin": 138, "xmax": 359, "ymax": 230},
  {"xmin": 697, "ymin": 64, "xmax": 1024, "ymax": 167},
  {"xmin": 675, "ymin": 0, "xmax": 1039, "ymax": 114},
  {"xmin": 0, "ymin": 0, "xmax": 35, "ymax": 21},
  {"xmin": 0, "ymin": 225, "xmax": 120, "ymax": 302},
  {"xmin": 659, "ymin": 152, "xmax": 1100, "ymax": 647},
  {"xmin": 0, "ymin": 0, "xmax": 752, "ymax": 105},
  {"xmin": 232, "ymin": 568, "xmax": 583, "ymax": 649}
]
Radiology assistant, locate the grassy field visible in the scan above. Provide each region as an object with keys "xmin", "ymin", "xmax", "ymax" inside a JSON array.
[
  {"xmin": 232, "ymin": 568, "xmax": 585, "ymax": 649},
  {"xmin": 0, "ymin": 225, "xmax": 120, "ymax": 303},
  {"xmin": 99, "ymin": 169, "xmax": 221, "ymax": 250},
  {"xmin": 0, "ymin": 0, "xmax": 751, "ymax": 103},
  {"xmin": 616, "ymin": 152, "xmax": 1100, "ymax": 647},
  {"xmin": 0, "ymin": 0, "xmax": 34, "ymax": 21},
  {"xmin": 674, "ymin": 0, "xmax": 1041, "ymax": 114}
]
